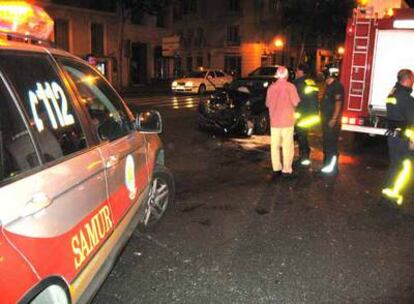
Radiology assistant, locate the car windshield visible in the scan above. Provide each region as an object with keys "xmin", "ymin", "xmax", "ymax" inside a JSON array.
[
  {"xmin": 229, "ymin": 79, "xmax": 268, "ymax": 93},
  {"xmin": 186, "ymin": 71, "xmax": 207, "ymax": 78},
  {"xmin": 249, "ymin": 67, "xmax": 278, "ymax": 77}
]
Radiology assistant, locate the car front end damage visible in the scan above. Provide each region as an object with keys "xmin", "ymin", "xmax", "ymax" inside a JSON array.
[
  {"xmin": 198, "ymin": 89, "xmax": 260, "ymax": 136},
  {"xmin": 197, "ymin": 78, "xmax": 271, "ymax": 136}
]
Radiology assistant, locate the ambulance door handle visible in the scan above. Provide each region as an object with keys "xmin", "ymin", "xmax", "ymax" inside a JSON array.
[
  {"xmin": 106, "ymin": 154, "xmax": 120, "ymax": 168},
  {"xmin": 21, "ymin": 193, "xmax": 52, "ymax": 218}
]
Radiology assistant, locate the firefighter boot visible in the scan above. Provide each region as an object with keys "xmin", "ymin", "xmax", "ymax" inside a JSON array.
[{"xmin": 317, "ymin": 155, "xmax": 339, "ymax": 177}]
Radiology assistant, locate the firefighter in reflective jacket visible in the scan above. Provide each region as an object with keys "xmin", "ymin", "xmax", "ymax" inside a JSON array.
[
  {"xmin": 318, "ymin": 65, "xmax": 344, "ymax": 176},
  {"xmin": 382, "ymin": 69, "xmax": 414, "ymax": 205},
  {"xmin": 294, "ymin": 63, "xmax": 319, "ymax": 166}
]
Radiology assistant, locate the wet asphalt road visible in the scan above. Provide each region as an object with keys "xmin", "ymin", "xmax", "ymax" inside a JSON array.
[{"xmin": 93, "ymin": 94, "xmax": 414, "ymax": 304}]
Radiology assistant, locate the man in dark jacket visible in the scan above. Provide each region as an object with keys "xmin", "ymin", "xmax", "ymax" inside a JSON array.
[
  {"xmin": 294, "ymin": 64, "xmax": 319, "ymax": 166},
  {"xmin": 318, "ymin": 65, "xmax": 345, "ymax": 176},
  {"xmin": 382, "ymin": 69, "xmax": 414, "ymax": 205}
]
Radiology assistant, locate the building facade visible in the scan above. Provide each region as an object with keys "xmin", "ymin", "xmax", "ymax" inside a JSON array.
[
  {"xmin": 171, "ymin": 0, "xmax": 340, "ymax": 78},
  {"xmin": 36, "ymin": 0, "xmax": 175, "ymax": 88},
  {"xmin": 34, "ymin": 0, "xmax": 346, "ymax": 87}
]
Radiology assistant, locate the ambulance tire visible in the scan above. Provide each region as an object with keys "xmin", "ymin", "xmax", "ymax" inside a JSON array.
[{"xmin": 139, "ymin": 166, "xmax": 175, "ymax": 231}]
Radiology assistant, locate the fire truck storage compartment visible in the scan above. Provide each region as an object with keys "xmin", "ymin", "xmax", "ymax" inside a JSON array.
[{"xmin": 369, "ymin": 29, "xmax": 414, "ymax": 114}]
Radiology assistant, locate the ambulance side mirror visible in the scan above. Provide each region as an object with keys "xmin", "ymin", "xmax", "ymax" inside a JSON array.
[{"xmin": 135, "ymin": 110, "xmax": 163, "ymax": 134}]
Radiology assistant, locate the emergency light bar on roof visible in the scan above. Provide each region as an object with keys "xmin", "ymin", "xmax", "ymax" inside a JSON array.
[{"xmin": 0, "ymin": 1, "xmax": 53, "ymax": 41}]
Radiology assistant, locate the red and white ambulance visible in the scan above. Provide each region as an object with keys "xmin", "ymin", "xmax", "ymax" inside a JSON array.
[
  {"xmin": 341, "ymin": 0, "xmax": 414, "ymax": 135},
  {"xmin": 0, "ymin": 2, "xmax": 174, "ymax": 303}
]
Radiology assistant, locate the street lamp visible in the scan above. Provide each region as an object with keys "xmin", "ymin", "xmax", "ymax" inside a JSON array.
[
  {"xmin": 274, "ymin": 38, "xmax": 284, "ymax": 50},
  {"xmin": 337, "ymin": 46, "xmax": 345, "ymax": 55}
]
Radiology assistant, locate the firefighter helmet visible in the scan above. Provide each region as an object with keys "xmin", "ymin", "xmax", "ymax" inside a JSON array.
[{"xmin": 323, "ymin": 64, "xmax": 340, "ymax": 79}]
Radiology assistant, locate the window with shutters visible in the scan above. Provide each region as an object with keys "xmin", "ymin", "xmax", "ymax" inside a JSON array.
[
  {"xmin": 54, "ymin": 19, "xmax": 70, "ymax": 51},
  {"xmin": 196, "ymin": 56, "xmax": 203, "ymax": 68},
  {"xmin": 91, "ymin": 23, "xmax": 104, "ymax": 55},
  {"xmin": 227, "ymin": 25, "xmax": 240, "ymax": 46}
]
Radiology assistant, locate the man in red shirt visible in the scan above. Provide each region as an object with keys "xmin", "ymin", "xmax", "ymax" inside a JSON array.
[{"xmin": 266, "ymin": 66, "xmax": 300, "ymax": 179}]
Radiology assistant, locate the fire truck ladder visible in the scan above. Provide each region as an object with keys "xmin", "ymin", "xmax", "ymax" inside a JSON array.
[{"xmin": 348, "ymin": 6, "xmax": 374, "ymax": 112}]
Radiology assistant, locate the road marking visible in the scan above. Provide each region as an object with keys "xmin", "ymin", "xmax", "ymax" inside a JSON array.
[{"xmin": 125, "ymin": 95, "xmax": 209, "ymax": 110}]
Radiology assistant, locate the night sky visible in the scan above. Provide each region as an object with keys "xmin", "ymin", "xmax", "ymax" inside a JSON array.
[{"xmin": 407, "ymin": 0, "xmax": 414, "ymax": 7}]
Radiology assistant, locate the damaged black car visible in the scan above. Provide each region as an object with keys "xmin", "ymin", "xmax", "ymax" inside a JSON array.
[{"xmin": 197, "ymin": 66, "xmax": 295, "ymax": 136}]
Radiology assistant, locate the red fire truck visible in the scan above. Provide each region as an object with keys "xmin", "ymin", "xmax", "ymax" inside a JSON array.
[{"xmin": 340, "ymin": 3, "xmax": 414, "ymax": 135}]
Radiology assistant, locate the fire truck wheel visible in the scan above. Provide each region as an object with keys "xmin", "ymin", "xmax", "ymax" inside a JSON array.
[{"xmin": 139, "ymin": 166, "xmax": 175, "ymax": 231}]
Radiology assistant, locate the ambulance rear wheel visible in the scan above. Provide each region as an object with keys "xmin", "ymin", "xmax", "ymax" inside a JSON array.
[{"xmin": 139, "ymin": 166, "xmax": 175, "ymax": 231}]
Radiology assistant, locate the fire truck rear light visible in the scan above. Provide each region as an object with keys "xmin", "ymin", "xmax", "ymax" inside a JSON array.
[
  {"xmin": 393, "ymin": 20, "xmax": 414, "ymax": 29},
  {"xmin": 349, "ymin": 118, "xmax": 356, "ymax": 125},
  {"xmin": 357, "ymin": 119, "xmax": 364, "ymax": 126},
  {"xmin": 342, "ymin": 117, "xmax": 349, "ymax": 124},
  {"xmin": 0, "ymin": 1, "xmax": 53, "ymax": 40}
]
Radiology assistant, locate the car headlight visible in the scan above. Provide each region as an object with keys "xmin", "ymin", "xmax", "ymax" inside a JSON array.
[
  {"xmin": 185, "ymin": 81, "xmax": 193, "ymax": 87},
  {"xmin": 263, "ymin": 81, "xmax": 269, "ymax": 88},
  {"xmin": 172, "ymin": 81, "xmax": 177, "ymax": 86}
]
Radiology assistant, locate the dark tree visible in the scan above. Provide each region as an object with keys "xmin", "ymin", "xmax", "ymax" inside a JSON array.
[
  {"xmin": 281, "ymin": 0, "xmax": 355, "ymax": 65},
  {"xmin": 407, "ymin": 0, "xmax": 414, "ymax": 7}
]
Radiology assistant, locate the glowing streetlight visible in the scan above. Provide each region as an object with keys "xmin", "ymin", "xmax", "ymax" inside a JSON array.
[
  {"xmin": 274, "ymin": 38, "xmax": 284, "ymax": 49},
  {"xmin": 337, "ymin": 46, "xmax": 345, "ymax": 55}
]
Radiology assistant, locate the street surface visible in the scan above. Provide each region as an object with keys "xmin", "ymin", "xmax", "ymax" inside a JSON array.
[{"xmin": 93, "ymin": 93, "xmax": 414, "ymax": 304}]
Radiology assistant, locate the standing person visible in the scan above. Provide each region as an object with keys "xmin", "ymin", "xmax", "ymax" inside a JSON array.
[
  {"xmin": 85, "ymin": 54, "xmax": 97, "ymax": 67},
  {"xmin": 266, "ymin": 66, "xmax": 300, "ymax": 179},
  {"xmin": 318, "ymin": 65, "xmax": 344, "ymax": 176},
  {"xmin": 294, "ymin": 63, "xmax": 320, "ymax": 166},
  {"xmin": 382, "ymin": 69, "xmax": 414, "ymax": 205}
]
